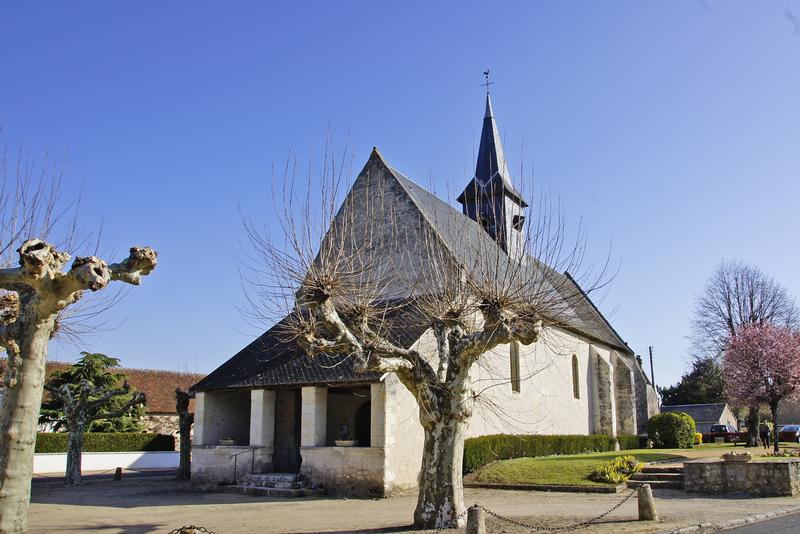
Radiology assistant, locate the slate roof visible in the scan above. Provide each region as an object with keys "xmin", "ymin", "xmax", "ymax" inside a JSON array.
[
  {"xmin": 193, "ymin": 302, "xmax": 428, "ymax": 391},
  {"xmin": 661, "ymin": 403, "xmax": 730, "ymax": 423},
  {"xmin": 387, "ymin": 164, "xmax": 632, "ymax": 354}
]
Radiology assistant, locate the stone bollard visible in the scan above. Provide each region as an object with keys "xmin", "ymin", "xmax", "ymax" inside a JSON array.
[
  {"xmin": 638, "ymin": 484, "xmax": 658, "ymax": 521},
  {"xmin": 466, "ymin": 504, "xmax": 486, "ymax": 534},
  {"xmin": 113, "ymin": 467, "xmax": 123, "ymax": 481}
]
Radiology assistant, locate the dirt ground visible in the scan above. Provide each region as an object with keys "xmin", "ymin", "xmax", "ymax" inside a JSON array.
[{"xmin": 28, "ymin": 476, "xmax": 800, "ymax": 534}]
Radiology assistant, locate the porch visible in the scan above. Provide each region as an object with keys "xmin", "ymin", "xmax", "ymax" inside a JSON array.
[{"xmin": 191, "ymin": 382, "xmax": 388, "ymax": 496}]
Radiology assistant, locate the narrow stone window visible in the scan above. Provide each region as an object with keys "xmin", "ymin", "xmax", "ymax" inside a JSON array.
[
  {"xmin": 510, "ymin": 342, "xmax": 521, "ymax": 393},
  {"xmin": 572, "ymin": 354, "xmax": 580, "ymax": 399}
]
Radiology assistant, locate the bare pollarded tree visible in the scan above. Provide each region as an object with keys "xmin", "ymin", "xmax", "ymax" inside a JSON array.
[
  {"xmin": 243, "ymin": 147, "xmax": 608, "ymax": 529},
  {"xmin": 0, "ymin": 147, "xmax": 158, "ymax": 533},
  {"xmin": 175, "ymin": 388, "xmax": 195, "ymax": 481},
  {"xmin": 692, "ymin": 260, "xmax": 799, "ymax": 445}
]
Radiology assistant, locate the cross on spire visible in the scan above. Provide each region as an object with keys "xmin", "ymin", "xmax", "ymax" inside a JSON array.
[{"xmin": 482, "ymin": 69, "xmax": 494, "ymax": 95}]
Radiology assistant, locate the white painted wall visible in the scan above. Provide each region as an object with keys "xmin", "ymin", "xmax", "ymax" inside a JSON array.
[
  {"xmin": 34, "ymin": 451, "xmax": 178, "ymax": 474},
  {"xmin": 381, "ymin": 374, "xmax": 423, "ymax": 494}
]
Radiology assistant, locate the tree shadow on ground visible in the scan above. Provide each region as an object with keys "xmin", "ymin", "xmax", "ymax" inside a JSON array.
[
  {"xmin": 35, "ymin": 523, "xmax": 168, "ymax": 533},
  {"xmin": 285, "ymin": 527, "xmax": 413, "ymax": 534},
  {"xmin": 30, "ymin": 477, "xmax": 334, "ymax": 509}
]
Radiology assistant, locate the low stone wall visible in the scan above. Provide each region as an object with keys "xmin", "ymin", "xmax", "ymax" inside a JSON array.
[
  {"xmin": 300, "ymin": 446, "xmax": 385, "ymax": 497},
  {"xmin": 191, "ymin": 446, "xmax": 272, "ymax": 491},
  {"xmin": 685, "ymin": 458, "xmax": 800, "ymax": 497}
]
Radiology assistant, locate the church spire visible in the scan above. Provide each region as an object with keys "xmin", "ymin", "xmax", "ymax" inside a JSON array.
[
  {"xmin": 457, "ymin": 91, "xmax": 528, "ymax": 258},
  {"xmin": 474, "ymin": 94, "xmax": 518, "ymax": 196}
]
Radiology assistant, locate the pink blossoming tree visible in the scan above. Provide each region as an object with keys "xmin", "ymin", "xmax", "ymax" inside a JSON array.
[{"xmin": 723, "ymin": 324, "xmax": 800, "ymax": 452}]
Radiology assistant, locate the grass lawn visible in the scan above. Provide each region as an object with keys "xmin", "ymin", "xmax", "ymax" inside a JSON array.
[{"xmin": 467, "ymin": 449, "xmax": 686, "ymax": 487}]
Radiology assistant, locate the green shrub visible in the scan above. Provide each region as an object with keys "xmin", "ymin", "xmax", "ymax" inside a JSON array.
[
  {"xmin": 35, "ymin": 433, "xmax": 175, "ymax": 453},
  {"xmin": 616, "ymin": 434, "xmax": 642, "ymax": 450},
  {"xmin": 588, "ymin": 455, "xmax": 643, "ymax": 484},
  {"xmin": 463, "ymin": 434, "xmax": 617, "ymax": 474},
  {"xmin": 647, "ymin": 413, "xmax": 696, "ymax": 449}
]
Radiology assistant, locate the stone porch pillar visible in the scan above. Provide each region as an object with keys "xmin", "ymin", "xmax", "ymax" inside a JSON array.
[
  {"xmin": 301, "ymin": 386, "xmax": 327, "ymax": 446},
  {"xmin": 250, "ymin": 389, "xmax": 276, "ymax": 473},
  {"xmin": 250, "ymin": 389, "xmax": 276, "ymax": 447},
  {"xmin": 192, "ymin": 392, "xmax": 210, "ymax": 446},
  {"xmin": 370, "ymin": 382, "xmax": 386, "ymax": 447}
]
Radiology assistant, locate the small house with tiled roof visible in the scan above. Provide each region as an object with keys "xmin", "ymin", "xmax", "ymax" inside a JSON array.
[
  {"xmin": 661, "ymin": 403, "xmax": 738, "ymax": 434},
  {"xmin": 2, "ymin": 359, "xmax": 203, "ymax": 443},
  {"xmin": 191, "ymin": 96, "xmax": 660, "ymax": 496}
]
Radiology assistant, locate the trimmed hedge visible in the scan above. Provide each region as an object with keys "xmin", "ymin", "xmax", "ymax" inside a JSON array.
[
  {"xmin": 616, "ymin": 434, "xmax": 641, "ymax": 450},
  {"xmin": 647, "ymin": 412, "xmax": 696, "ymax": 449},
  {"xmin": 464, "ymin": 434, "xmax": 618, "ymax": 473},
  {"xmin": 35, "ymin": 433, "xmax": 175, "ymax": 453}
]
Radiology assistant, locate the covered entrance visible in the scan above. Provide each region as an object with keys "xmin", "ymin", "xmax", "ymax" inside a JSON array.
[{"xmin": 273, "ymin": 389, "xmax": 302, "ymax": 472}]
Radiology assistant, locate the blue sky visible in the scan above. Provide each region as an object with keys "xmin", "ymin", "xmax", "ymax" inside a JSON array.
[{"xmin": 2, "ymin": 1, "xmax": 799, "ymax": 387}]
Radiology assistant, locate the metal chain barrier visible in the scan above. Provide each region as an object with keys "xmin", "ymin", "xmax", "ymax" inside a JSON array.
[
  {"xmin": 478, "ymin": 487, "xmax": 639, "ymax": 532},
  {"xmin": 168, "ymin": 487, "xmax": 639, "ymax": 533},
  {"xmin": 166, "ymin": 526, "xmax": 216, "ymax": 534}
]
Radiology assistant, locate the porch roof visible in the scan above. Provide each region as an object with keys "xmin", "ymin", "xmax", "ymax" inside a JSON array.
[{"xmin": 193, "ymin": 305, "xmax": 427, "ymax": 391}]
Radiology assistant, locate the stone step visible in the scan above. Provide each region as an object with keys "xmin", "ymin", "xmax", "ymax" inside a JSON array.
[
  {"xmin": 223, "ymin": 484, "xmax": 325, "ymax": 498},
  {"xmin": 245, "ymin": 473, "xmax": 306, "ymax": 488},
  {"xmin": 641, "ymin": 465, "xmax": 684, "ymax": 474},
  {"xmin": 243, "ymin": 473, "xmax": 306, "ymax": 488},
  {"xmin": 242, "ymin": 474, "xmax": 305, "ymax": 489},
  {"xmin": 626, "ymin": 479, "xmax": 685, "ymax": 490},
  {"xmin": 630, "ymin": 472, "xmax": 684, "ymax": 482}
]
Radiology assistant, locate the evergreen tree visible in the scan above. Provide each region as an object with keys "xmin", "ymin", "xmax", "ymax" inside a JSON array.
[
  {"xmin": 40, "ymin": 352, "xmax": 146, "ymax": 485},
  {"xmin": 659, "ymin": 357, "xmax": 726, "ymax": 406}
]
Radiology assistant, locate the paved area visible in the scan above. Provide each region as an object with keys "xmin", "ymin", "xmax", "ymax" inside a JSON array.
[
  {"xmin": 27, "ymin": 476, "xmax": 800, "ymax": 534},
  {"xmin": 725, "ymin": 511, "xmax": 800, "ymax": 533}
]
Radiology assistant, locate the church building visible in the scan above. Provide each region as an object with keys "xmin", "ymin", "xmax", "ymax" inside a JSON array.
[{"xmin": 190, "ymin": 95, "xmax": 660, "ymax": 496}]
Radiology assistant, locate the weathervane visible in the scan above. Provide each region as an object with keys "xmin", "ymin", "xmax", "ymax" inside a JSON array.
[{"xmin": 482, "ymin": 69, "xmax": 494, "ymax": 95}]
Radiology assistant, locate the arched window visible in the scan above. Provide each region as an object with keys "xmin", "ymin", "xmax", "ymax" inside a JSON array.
[
  {"xmin": 510, "ymin": 342, "xmax": 521, "ymax": 393},
  {"xmin": 572, "ymin": 354, "xmax": 580, "ymax": 399}
]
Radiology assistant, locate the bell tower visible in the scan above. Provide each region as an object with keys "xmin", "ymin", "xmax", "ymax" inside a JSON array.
[{"xmin": 457, "ymin": 94, "xmax": 528, "ymax": 258}]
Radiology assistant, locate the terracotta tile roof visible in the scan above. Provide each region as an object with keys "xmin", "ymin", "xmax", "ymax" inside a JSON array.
[{"xmin": 1, "ymin": 359, "xmax": 204, "ymax": 414}]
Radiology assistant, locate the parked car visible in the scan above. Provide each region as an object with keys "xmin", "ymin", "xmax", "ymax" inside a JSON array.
[
  {"xmin": 705, "ymin": 424, "xmax": 744, "ymax": 443},
  {"xmin": 779, "ymin": 425, "xmax": 800, "ymax": 443}
]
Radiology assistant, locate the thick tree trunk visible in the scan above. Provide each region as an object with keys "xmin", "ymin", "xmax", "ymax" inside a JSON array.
[
  {"xmin": 176, "ymin": 413, "xmax": 193, "ymax": 481},
  {"xmin": 0, "ymin": 319, "xmax": 55, "ymax": 534},
  {"xmin": 413, "ymin": 417, "xmax": 467, "ymax": 529},
  {"xmin": 65, "ymin": 426, "xmax": 85, "ymax": 486},
  {"xmin": 747, "ymin": 407, "xmax": 760, "ymax": 447},
  {"xmin": 770, "ymin": 402, "xmax": 780, "ymax": 453}
]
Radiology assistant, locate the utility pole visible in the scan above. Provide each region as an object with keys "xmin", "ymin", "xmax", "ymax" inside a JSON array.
[{"xmin": 648, "ymin": 346, "xmax": 656, "ymax": 388}]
